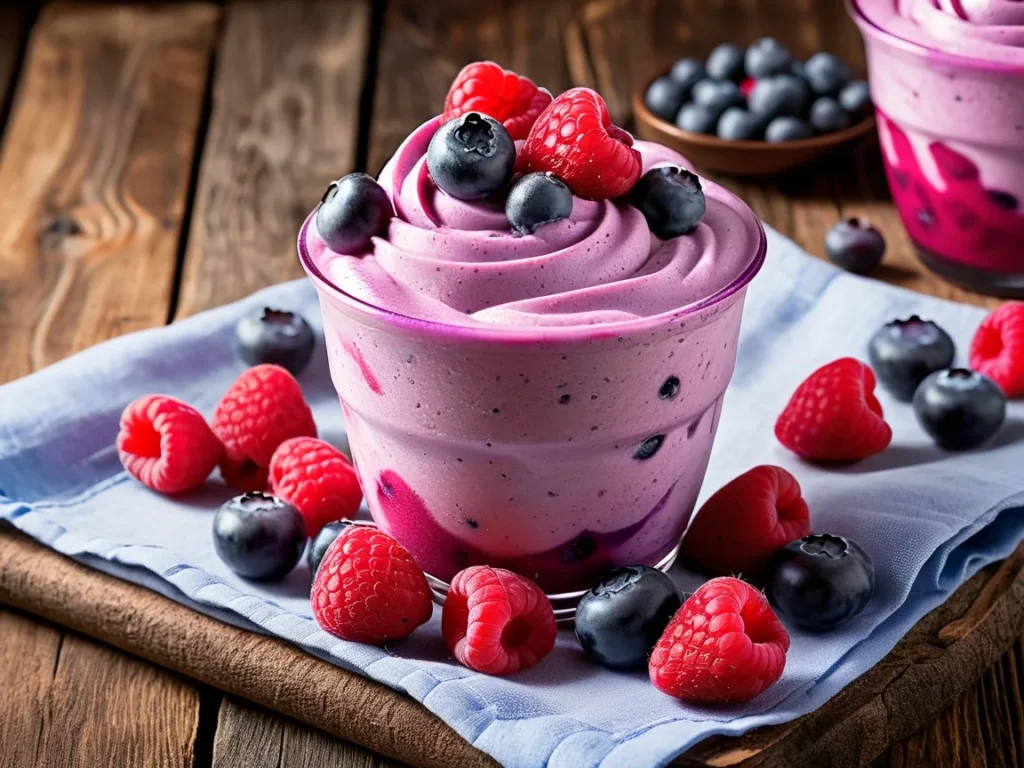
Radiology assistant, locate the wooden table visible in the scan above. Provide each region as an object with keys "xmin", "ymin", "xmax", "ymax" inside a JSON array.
[{"xmin": 0, "ymin": 1, "xmax": 1019, "ymax": 766}]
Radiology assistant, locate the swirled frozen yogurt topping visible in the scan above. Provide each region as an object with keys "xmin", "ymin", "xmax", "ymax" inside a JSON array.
[
  {"xmin": 859, "ymin": 0, "xmax": 1024, "ymax": 63},
  {"xmin": 302, "ymin": 118, "xmax": 761, "ymax": 330}
]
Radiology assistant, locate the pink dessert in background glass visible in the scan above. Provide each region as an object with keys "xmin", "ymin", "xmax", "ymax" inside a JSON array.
[
  {"xmin": 851, "ymin": 0, "xmax": 1024, "ymax": 296},
  {"xmin": 299, "ymin": 118, "xmax": 765, "ymax": 594}
]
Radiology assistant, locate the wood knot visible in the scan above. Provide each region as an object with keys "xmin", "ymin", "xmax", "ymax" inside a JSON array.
[{"xmin": 43, "ymin": 215, "xmax": 83, "ymax": 237}]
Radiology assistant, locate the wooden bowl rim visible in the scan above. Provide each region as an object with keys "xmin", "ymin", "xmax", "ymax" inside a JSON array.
[{"xmin": 632, "ymin": 72, "xmax": 876, "ymax": 154}]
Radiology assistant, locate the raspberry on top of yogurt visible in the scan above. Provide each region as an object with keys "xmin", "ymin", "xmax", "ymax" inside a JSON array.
[{"xmin": 301, "ymin": 63, "xmax": 761, "ymax": 332}]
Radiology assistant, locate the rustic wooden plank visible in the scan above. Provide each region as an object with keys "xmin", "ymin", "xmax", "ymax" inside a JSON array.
[
  {"xmin": 0, "ymin": 4, "xmax": 219, "ymax": 766},
  {"xmin": 174, "ymin": 0, "xmax": 371, "ymax": 319},
  {"xmin": 31, "ymin": 633, "xmax": 200, "ymax": 768},
  {"xmin": 212, "ymin": 697, "xmax": 407, "ymax": 768},
  {"xmin": 0, "ymin": 608, "xmax": 62, "ymax": 768},
  {"xmin": 871, "ymin": 638, "xmax": 1024, "ymax": 767},
  {"xmin": 0, "ymin": 528, "xmax": 496, "ymax": 768},
  {"xmin": 368, "ymin": 0, "xmax": 576, "ymax": 174},
  {"xmin": 0, "ymin": 2, "xmax": 219, "ymax": 381}
]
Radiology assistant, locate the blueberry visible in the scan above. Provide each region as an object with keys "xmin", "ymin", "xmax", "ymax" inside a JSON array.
[
  {"xmin": 716, "ymin": 107, "xmax": 764, "ymax": 141},
  {"xmin": 803, "ymin": 52, "xmax": 851, "ymax": 96},
  {"xmin": 213, "ymin": 492, "xmax": 307, "ymax": 580},
  {"xmin": 789, "ymin": 60, "xmax": 807, "ymax": 80},
  {"xmin": 630, "ymin": 166, "xmax": 706, "ymax": 240},
  {"xmin": 316, "ymin": 173, "xmax": 393, "ymax": 255},
  {"xmin": 744, "ymin": 38, "xmax": 793, "ymax": 78},
  {"xmin": 913, "ymin": 369, "xmax": 1006, "ymax": 450},
  {"xmin": 838, "ymin": 80, "xmax": 872, "ymax": 118},
  {"xmin": 669, "ymin": 57, "xmax": 706, "ymax": 93},
  {"xmin": 426, "ymin": 113, "xmax": 515, "ymax": 201},
  {"xmin": 748, "ymin": 74, "xmax": 811, "ymax": 121},
  {"xmin": 307, "ymin": 520, "xmax": 354, "ymax": 575},
  {"xmin": 824, "ymin": 217, "xmax": 886, "ymax": 274},
  {"xmin": 767, "ymin": 534, "xmax": 874, "ymax": 631},
  {"xmin": 505, "ymin": 172, "xmax": 573, "ymax": 235},
  {"xmin": 691, "ymin": 78, "xmax": 744, "ymax": 116},
  {"xmin": 868, "ymin": 316, "xmax": 956, "ymax": 402},
  {"xmin": 764, "ymin": 116, "xmax": 815, "ymax": 142},
  {"xmin": 234, "ymin": 308, "xmax": 315, "ymax": 375},
  {"xmin": 705, "ymin": 43, "xmax": 746, "ymax": 82},
  {"xmin": 675, "ymin": 103, "xmax": 720, "ymax": 135},
  {"xmin": 809, "ymin": 96, "xmax": 853, "ymax": 134},
  {"xmin": 575, "ymin": 565, "xmax": 682, "ymax": 669},
  {"xmin": 644, "ymin": 76, "xmax": 688, "ymax": 122},
  {"xmin": 632, "ymin": 434, "xmax": 665, "ymax": 460}
]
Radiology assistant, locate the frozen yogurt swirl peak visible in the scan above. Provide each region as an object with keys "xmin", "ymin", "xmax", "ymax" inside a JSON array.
[{"xmin": 301, "ymin": 118, "xmax": 761, "ymax": 331}]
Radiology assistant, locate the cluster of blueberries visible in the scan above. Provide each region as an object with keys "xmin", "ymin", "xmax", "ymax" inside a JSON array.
[
  {"xmin": 870, "ymin": 316, "xmax": 1007, "ymax": 450},
  {"xmin": 645, "ymin": 39, "xmax": 871, "ymax": 142}
]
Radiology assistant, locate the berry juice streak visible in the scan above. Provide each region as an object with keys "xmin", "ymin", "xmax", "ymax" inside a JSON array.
[{"xmin": 319, "ymin": 294, "xmax": 745, "ymax": 593}]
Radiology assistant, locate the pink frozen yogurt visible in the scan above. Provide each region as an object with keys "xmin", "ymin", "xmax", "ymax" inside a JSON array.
[
  {"xmin": 299, "ymin": 117, "xmax": 765, "ymax": 593},
  {"xmin": 852, "ymin": 0, "xmax": 1024, "ymax": 295}
]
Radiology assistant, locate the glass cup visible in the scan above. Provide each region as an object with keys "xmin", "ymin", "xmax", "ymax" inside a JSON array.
[
  {"xmin": 851, "ymin": 0, "xmax": 1024, "ymax": 297},
  {"xmin": 299, "ymin": 210, "xmax": 765, "ymax": 595}
]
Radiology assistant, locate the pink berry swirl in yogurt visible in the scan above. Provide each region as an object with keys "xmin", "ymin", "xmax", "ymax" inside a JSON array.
[
  {"xmin": 858, "ymin": 0, "xmax": 1024, "ymax": 65},
  {"xmin": 300, "ymin": 118, "xmax": 761, "ymax": 332}
]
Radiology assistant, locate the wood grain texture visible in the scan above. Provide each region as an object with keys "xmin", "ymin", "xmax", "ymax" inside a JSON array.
[
  {"xmin": 368, "ymin": 0, "xmax": 575, "ymax": 174},
  {"xmin": 0, "ymin": 528, "xmax": 498, "ymax": 768},
  {"xmin": 0, "ymin": 5, "xmax": 218, "ymax": 767},
  {"xmin": 0, "ymin": 608, "xmax": 62, "ymax": 768},
  {"xmin": 212, "ymin": 697, "xmax": 407, "ymax": 768},
  {"xmin": 33, "ymin": 634, "xmax": 200, "ymax": 768},
  {"xmin": 0, "ymin": 2, "xmax": 219, "ymax": 382},
  {"xmin": 570, "ymin": 0, "xmax": 998, "ymax": 310},
  {"xmin": 174, "ymin": 0, "xmax": 370, "ymax": 319}
]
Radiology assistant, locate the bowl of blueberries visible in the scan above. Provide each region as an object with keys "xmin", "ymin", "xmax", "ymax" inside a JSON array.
[{"xmin": 633, "ymin": 38, "xmax": 875, "ymax": 176}]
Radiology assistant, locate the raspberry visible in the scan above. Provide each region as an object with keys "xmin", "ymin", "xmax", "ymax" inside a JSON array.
[
  {"xmin": 649, "ymin": 577, "xmax": 789, "ymax": 703},
  {"xmin": 311, "ymin": 526, "xmax": 433, "ymax": 644},
  {"xmin": 441, "ymin": 61, "xmax": 551, "ymax": 141},
  {"xmin": 442, "ymin": 566, "xmax": 557, "ymax": 675},
  {"xmin": 117, "ymin": 395, "xmax": 222, "ymax": 494},
  {"xmin": 775, "ymin": 358, "xmax": 892, "ymax": 462},
  {"xmin": 212, "ymin": 365, "xmax": 317, "ymax": 491},
  {"xmin": 518, "ymin": 87, "xmax": 642, "ymax": 200},
  {"xmin": 680, "ymin": 466, "xmax": 810, "ymax": 577},
  {"xmin": 269, "ymin": 437, "xmax": 362, "ymax": 538},
  {"xmin": 970, "ymin": 302, "xmax": 1024, "ymax": 398}
]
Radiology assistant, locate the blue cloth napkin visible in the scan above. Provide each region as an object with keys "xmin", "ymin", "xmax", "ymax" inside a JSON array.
[{"xmin": 2, "ymin": 227, "xmax": 1023, "ymax": 768}]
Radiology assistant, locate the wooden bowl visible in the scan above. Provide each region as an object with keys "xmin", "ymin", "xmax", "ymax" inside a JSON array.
[{"xmin": 632, "ymin": 78, "xmax": 876, "ymax": 177}]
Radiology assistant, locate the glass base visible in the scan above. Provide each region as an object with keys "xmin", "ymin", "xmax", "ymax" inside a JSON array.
[
  {"xmin": 915, "ymin": 244, "xmax": 1024, "ymax": 299},
  {"xmin": 425, "ymin": 542, "xmax": 682, "ymax": 626}
]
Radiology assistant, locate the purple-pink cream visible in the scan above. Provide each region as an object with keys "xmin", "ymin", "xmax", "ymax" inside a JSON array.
[{"xmin": 300, "ymin": 117, "xmax": 763, "ymax": 592}]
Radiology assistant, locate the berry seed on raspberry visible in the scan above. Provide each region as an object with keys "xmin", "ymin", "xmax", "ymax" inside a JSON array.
[
  {"xmin": 117, "ymin": 395, "xmax": 222, "ymax": 494},
  {"xmin": 969, "ymin": 302, "xmax": 1024, "ymax": 398},
  {"xmin": 680, "ymin": 465, "xmax": 810, "ymax": 577},
  {"xmin": 269, "ymin": 437, "xmax": 362, "ymax": 538},
  {"xmin": 442, "ymin": 566, "xmax": 557, "ymax": 675},
  {"xmin": 775, "ymin": 358, "xmax": 892, "ymax": 463},
  {"xmin": 649, "ymin": 577, "xmax": 789, "ymax": 703},
  {"xmin": 311, "ymin": 526, "xmax": 433, "ymax": 644},
  {"xmin": 212, "ymin": 365, "xmax": 317, "ymax": 491}
]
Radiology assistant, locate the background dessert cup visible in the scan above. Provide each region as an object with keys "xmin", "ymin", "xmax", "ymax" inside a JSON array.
[
  {"xmin": 300, "ymin": 119, "xmax": 765, "ymax": 595},
  {"xmin": 851, "ymin": 0, "xmax": 1024, "ymax": 296}
]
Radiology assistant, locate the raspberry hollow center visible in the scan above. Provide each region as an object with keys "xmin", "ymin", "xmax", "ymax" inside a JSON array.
[{"xmin": 501, "ymin": 616, "xmax": 532, "ymax": 648}]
